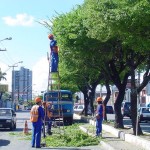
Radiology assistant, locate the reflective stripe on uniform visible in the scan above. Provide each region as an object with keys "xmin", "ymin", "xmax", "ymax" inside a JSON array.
[{"xmin": 30, "ymin": 105, "xmax": 39, "ymax": 122}]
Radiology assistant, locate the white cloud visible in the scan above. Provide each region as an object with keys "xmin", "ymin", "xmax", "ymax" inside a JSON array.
[
  {"xmin": 32, "ymin": 57, "xmax": 49, "ymax": 94},
  {"xmin": 2, "ymin": 13, "xmax": 34, "ymax": 26}
]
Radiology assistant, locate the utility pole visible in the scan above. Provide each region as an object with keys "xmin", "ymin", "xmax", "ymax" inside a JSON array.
[
  {"xmin": 17, "ymin": 74, "xmax": 20, "ymax": 106},
  {"xmin": 8, "ymin": 61, "xmax": 23, "ymax": 111},
  {"xmin": 8, "ymin": 65, "xmax": 18, "ymax": 111}
]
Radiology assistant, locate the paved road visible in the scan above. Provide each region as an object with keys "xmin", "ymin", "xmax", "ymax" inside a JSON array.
[
  {"xmin": 0, "ymin": 110, "xmax": 104, "ymax": 150},
  {"xmin": 107, "ymin": 114, "xmax": 150, "ymax": 133}
]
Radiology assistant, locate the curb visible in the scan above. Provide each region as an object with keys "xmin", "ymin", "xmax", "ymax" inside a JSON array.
[
  {"xmin": 74, "ymin": 114, "xmax": 150, "ymax": 150},
  {"xmin": 79, "ymin": 126, "xmax": 115, "ymax": 150},
  {"xmin": 100, "ymin": 141, "xmax": 115, "ymax": 150},
  {"xmin": 125, "ymin": 134, "xmax": 150, "ymax": 150}
]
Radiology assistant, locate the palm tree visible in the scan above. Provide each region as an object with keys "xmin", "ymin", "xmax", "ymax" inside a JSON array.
[
  {"xmin": 0, "ymin": 68, "xmax": 6, "ymax": 81},
  {"xmin": 0, "ymin": 68, "xmax": 7, "ymax": 102}
]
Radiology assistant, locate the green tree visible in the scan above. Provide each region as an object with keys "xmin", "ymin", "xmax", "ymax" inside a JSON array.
[
  {"xmin": 43, "ymin": 0, "xmax": 150, "ymax": 135},
  {"xmin": 0, "ymin": 68, "xmax": 7, "ymax": 101},
  {"xmin": 51, "ymin": 6, "xmax": 105, "ymax": 115},
  {"xmin": 83, "ymin": 0, "xmax": 150, "ymax": 134},
  {"xmin": 0, "ymin": 68, "xmax": 6, "ymax": 81}
]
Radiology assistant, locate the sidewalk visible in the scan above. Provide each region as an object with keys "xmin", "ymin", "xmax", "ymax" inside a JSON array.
[{"xmin": 74, "ymin": 114, "xmax": 150, "ymax": 150}]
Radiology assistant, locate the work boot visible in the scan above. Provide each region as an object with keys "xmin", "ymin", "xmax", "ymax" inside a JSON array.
[{"xmin": 47, "ymin": 131, "xmax": 52, "ymax": 135}]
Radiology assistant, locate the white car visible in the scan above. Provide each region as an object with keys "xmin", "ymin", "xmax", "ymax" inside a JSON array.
[
  {"xmin": 0, "ymin": 108, "xmax": 17, "ymax": 130},
  {"xmin": 74, "ymin": 104, "xmax": 92, "ymax": 115},
  {"xmin": 74, "ymin": 105, "xmax": 84, "ymax": 114},
  {"xmin": 138, "ymin": 107, "xmax": 150, "ymax": 122}
]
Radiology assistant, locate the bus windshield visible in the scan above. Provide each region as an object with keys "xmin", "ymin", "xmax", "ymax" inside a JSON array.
[{"xmin": 44, "ymin": 92, "xmax": 72, "ymax": 102}]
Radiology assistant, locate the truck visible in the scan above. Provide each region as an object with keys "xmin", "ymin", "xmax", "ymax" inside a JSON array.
[{"xmin": 43, "ymin": 90, "xmax": 73, "ymax": 125}]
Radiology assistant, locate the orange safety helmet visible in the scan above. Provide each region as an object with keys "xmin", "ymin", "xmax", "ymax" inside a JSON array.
[
  {"xmin": 96, "ymin": 97, "xmax": 103, "ymax": 102},
  {"xmin": 48, "ymin": 34, "xmax": 54, "ymax": 39},
  {"xmin": 35, "ymin": 97, "xmax": 42, "ymax": 103}
]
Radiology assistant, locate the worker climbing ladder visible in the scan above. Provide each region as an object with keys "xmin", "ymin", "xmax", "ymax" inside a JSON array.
[{"xmin": 45, "ymin": 34, "xmax": 65, "ymax": 136}]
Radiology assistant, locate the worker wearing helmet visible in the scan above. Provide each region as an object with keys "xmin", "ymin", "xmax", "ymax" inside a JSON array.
[
  {"xmin": 95, "ymin": 97, "xmax": 104, "ymax": 137},
  {"xmin": 30, "ymin": 97, "xmax": 44, "ymax": 148},
  {"xmin": 43, "ymin": 102, "xmax": 53, "ymax": 135},
  {"xmin": 48, "ymin": 34, "xmax": 59, "ymax": 72}
]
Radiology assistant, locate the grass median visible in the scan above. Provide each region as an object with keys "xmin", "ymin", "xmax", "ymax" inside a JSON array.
[
  {"xmin": 42, "ymin": 123, "xmax": 100, "ymax": 147},
  {"xmin": 9, "ymin": 123, "xmax": 100, "ymax": 147}
]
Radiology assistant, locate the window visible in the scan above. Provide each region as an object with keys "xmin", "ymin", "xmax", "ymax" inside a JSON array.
[
  {"xmin": 44, "ymin": 92, "xmax": 72, "ymax": 101},
  {"xmin": 0, "ymin": 109, "xmax": 12, "ymax": 116},
  {"xmin": 78, "ymin": 105, "xmax": 84, "ymax": 110},
  {"xmin": 142, "ymin": 108, "xmax": 150, "ymax": 113}
]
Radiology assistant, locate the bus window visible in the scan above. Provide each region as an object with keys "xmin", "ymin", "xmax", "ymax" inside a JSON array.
[
  {"xmin": 61, "ymin": 93, "xmax": 72, "ymax": 101},
  {"xmin": 44, "ymin": 92, "xmax": 72, "ymax": 102},
  {"xmin": 44, "ymin": 93, "xmax": 58, "ymax": 101}
]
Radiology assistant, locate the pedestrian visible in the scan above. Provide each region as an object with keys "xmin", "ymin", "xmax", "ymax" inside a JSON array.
[
  {"xmin": 43, "ymin": 102, "xmax": 53, "ymax": 135},
  {"xmin": 95, "ymin": 97, "xmax": 104, "ymax": 137},
  {"xmin": 48, "ymin": 34, "xmax": 59, "ymax": 72},
  {"xmin": 30, "ymin": 97, "xmax": 44, "ymax": 148}
]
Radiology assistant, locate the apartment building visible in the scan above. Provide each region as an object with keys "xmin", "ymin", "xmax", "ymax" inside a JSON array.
[{"xmin": 12, "ymin": 67, "xmax": 32, "ymax": 104}]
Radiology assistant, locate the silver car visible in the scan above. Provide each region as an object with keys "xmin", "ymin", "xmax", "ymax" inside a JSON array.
[
  {"xmin": 0, "ymin": 108, "xmax": 17, "ymax": 130},
  {"xmin": 138, "ymin": 107, "xmax": 150, "ymax": 123},
  {"xmin": 74, "ymin": 104, "xmax": 84, "ymax": 114}
]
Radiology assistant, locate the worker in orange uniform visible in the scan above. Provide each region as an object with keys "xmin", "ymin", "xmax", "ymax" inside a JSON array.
[
  {"xmin": 30, "ymin": 97, "xmax": 44, "ymax": 148},
  {"xmin": 95, "ymin": 97, "xmax": 104, "ymax": 137},
  {"xmin": 48, "ymin": 34, "xmax": 59, "ymax": 72},
  {"xmin": 43, "ymin": 102, "xmax": 53, "ymax": 135}
]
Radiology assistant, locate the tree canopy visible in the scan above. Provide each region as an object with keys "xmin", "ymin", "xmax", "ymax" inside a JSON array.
[{"xmin": 43, "ymin": 0, "xmax": 150, "ymax": 135}]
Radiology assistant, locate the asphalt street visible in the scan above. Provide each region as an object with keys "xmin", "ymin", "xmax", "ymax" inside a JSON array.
[
  {"xmin": 0, "ymin": 111, "xmax": 104, "ymax": 150},
  {"xmin": 0, "ymin": 111, "xmax": 150, "ymax": 150}
]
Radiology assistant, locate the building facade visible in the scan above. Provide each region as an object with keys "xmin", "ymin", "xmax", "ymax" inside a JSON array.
[{"xmin": 12, "ymin": 67, "xmax": 32, "ymax": 104}]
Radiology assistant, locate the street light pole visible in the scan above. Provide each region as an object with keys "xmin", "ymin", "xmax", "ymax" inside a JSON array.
[
  {"xmin": 9, "ymin": 61, "xmax": 23, "ymax": 111},
  {"xmin": 0, "ymin": 37, "xmax": 12, "ymax": 42},
  {"xmin": 0, "ymin": 37, "xmax": 12, "ymax": 51}
]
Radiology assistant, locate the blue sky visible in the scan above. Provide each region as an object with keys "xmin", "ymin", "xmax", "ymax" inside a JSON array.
[{"xmin": 0, "ymin": 0, "xmax": 84, "ymax": 94}]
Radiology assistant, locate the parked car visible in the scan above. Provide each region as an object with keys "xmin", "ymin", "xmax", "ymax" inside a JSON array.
[
  {"xmin": 0, "ymin": 108, "xmax": 17, "ymax": 130},
  {"xmin": 74, "ymin": 104, "xmax": 92, "ymax": 115},
  {"xmin": 106, "ymin": 106, "xmax": 114, "ymax": 114},
  {"xmin": 121, "ymin": 102, "xmax": 131, "ymax": 117},
  {"xmin": 147, "ymin": 103, "xmax": 150, "ymax": 107},
  {"xmin": 26, "ymin": 107, "xmax": 31, "ymax": 110},
  {"xmin": 138, "ymin": 107, "xmax": 150, "ymax": 122},
  {"xmin": 74, "ymin": 104, "xmax": 84, "ymax": 114}
]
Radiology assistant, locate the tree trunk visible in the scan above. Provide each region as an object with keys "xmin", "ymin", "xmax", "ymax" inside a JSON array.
[
  {"xmin": 114, "ymin": 89, "xmax": 125, "ymax": 128},
  {"xmin": 107, "ymin": 60, "xmax": 129, "ymax": 128},
  {"xmin": 82, "ymin": 91, "xmax": 89, "ymax": 116},
  {"xmin": 103, "ymin": 81, "xmax": 111, "ymax": 121},
  {"xmin": 89, "ymin": 88, "xmax": 96, "ymax": 116},
  {"xmin": 0, "ymin": 92, "xmax": 3, "ymax": 100},
  {"xmin": 130, "ymin": 68, "xmax": 143, "ymax": 135}
]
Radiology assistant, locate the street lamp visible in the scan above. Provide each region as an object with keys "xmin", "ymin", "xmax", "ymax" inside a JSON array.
[
  {"xmin": 0, "ymin": 37, "xmax": 12, "ymax": 51},
  {"xmin": 9, "ymin": 61, "xmax": 23, "ymax": 111},
  {"xmin": 0, "ymin": 37, "xmax": 12, "ymax": 42}
]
